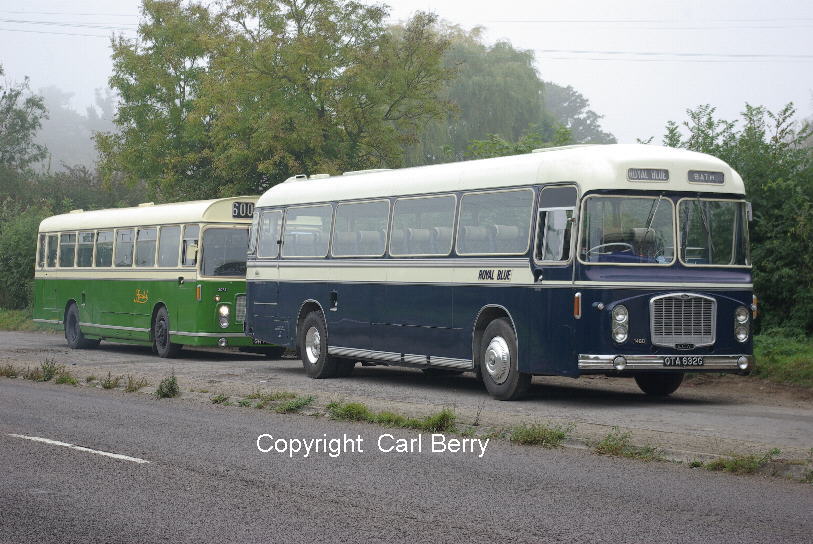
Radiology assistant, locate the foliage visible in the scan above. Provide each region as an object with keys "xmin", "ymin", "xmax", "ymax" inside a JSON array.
[
  {"xmin": 101, "ymin": 371, "xmax": 123, "ymax": 389},
  {"xmin": 593, "ymin": 427, "xmax": 663, "ymax": 461},
  {"xmin": 659, "ymin": 104, "xmax": 813, "ymax": 332},
  {"xmin": 0, "ymin": 64, "xmax": 48, "ymax": 171},
  {"xmin": 326, "ymin": 401, "xmax": 457, "ymax": 432},
  {"xmin": 753, "ymin": 332, "xmax": 813, "ymax": 387},
  {"xmin": 465, "ymin": 125, "xmax": 571, "ymax": 160},
  {"xmin": 99, "ymin": 0, "xmax": 453, "ymax": 200},
  {"xmin": 155, "ymin": 373, "xmax": 180, "ymax": 398},
  {"xmin": 509, "ymin": 422, "xmax": 571, "ymax": 448},
  {"xmin": 55, "ymin": 369, "xmax": 78, "ymax": 385},
  {"xmin": 705, "ymin": 448, "xmax": 780, "ymax": 475},
  {"xmin": 274, "ymin": 395, "xmax": 315, "ymax": 413},
  {"xmin": 404, "ymin": 26, "xmax": 614, "ymax": 166},
  {"xmin": 0, "ymin": 203, "xmax": 50, "ymax": 309},
  {"xmin": 125, "ymin": 375, "xmax": 150, "ymax": 392}
]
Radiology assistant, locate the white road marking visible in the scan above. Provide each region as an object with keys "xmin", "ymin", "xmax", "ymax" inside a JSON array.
[{"xmin": 7, "ymin": 434, "xmax": 150, "ymax": 464}]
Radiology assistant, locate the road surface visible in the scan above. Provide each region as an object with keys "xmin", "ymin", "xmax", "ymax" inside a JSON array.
[{"xmin": 1, "ymin": 379, "xmax": 811, "ymax": 544}]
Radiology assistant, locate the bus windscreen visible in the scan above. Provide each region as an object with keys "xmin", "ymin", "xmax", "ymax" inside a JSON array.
[{"xmin": 201, "ymin": 228, "xmax": 249, "ymax": 277}]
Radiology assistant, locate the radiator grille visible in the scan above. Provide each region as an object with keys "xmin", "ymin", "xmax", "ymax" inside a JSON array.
[
  {"xmin": 650, "ymin": 294, "xmax": 716, "ymax": 348},
  {"xmin": 235, "ymin": 295, "xmax": 246, "ymax": 323}
]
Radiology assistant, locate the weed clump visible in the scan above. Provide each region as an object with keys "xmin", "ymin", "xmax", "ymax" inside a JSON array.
[
  {"xmin": 327, "ymin": 401, "xmax": 457, "ymax": 432},
  {"xmin": 125, "ymin": 375, "xmax": 149, "ymax": 393},
  {"xmin": 275, "ymin": 395, "xmax": 315, "ymax": 414},
  {"xmin": 509, "ymin": 423, "xmax": 571, "ymax": 448},
  {"xmin": 210, "ymin": 393, "xmax": 229, "ymax": 404},
  {"xmin": 155, "ymin": 373, "xmax": 179, "ymax": 399},
  {"xmin": 100, "ymin": 371, "xmax": 122, "ymax": 389},
  {"xmin": 54, "ymin": 369, "xmax": 78, "ymax": 385},
  {"xmin": 0, "ymin": 363, "xmax": 19, "ymax": 378},
  {"xmin": 705, "ymin": 448, "xmax": 781, "ymax": 475},
  {"xmin": 594, "ymin": 427, "xmax": 663, "ymax": 461}
]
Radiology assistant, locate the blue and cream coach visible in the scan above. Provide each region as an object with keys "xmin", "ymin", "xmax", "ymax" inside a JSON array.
[{"xmin": 245, "ymin": 144, "xmax": 755, "ymax": 400}]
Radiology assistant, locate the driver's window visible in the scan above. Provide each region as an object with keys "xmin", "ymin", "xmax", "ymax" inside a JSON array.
[{"xmin": 535, "ymin": 186, "xmax": 577, "ymax": 263}]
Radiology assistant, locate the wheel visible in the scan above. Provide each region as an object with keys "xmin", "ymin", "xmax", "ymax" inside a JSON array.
[
  {"xmin": 153, "ymin": 306, "xmax": 182, "ymax": 358},
  {"xmin": 479, "ymin": 318, "xmax": 530, "ymax": 400},
  {"xmin": 262, "ymin": 346, "xmax": 287, "ymax": 359},
  {"xmin": 64, "ymin": 303, "xmax": 100, "ymax": 349},
  {"xmin": 299, "ymin": 312, "xmax": 338, "ymax": 378},
  {"xmin": 634, "ymin": 373, "xmax": 684, "ymax": 396},
  {"xmin": 335, "ymin": 359, "xmax": 356, "ymax": 377}
]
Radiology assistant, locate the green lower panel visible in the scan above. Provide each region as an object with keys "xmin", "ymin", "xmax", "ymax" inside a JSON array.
[{"xmin": 33, "ymin": 277, "xmax": 258, "ymax": 347}]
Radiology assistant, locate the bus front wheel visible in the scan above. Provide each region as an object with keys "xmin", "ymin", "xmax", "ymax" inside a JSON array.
[
  {"xmin": 634, "ymin": 373, "xmax": 684, "ymax": 396},
  {"xmin": 479, "ymin": 318, "xmax": 530, "ymax": 401},
  {"xmin": 64, "ymin": 303, "xmax": 100, "ymax": 349},
  {"xmin": 299, "ymin": 312, "xmax": 339, "ymax": 378},
  {"xmin": 153, "ymin": 306, "xmax": 182, "ymax": 358}
]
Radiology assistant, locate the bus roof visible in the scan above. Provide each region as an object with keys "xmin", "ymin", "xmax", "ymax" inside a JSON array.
[
  {"xmin": 256, "ymin": 144, "xmax": 745, "ymax": 208},
  {"xmin": 38, "ymin": 196, "xmax": 258, "ymax": 233}
]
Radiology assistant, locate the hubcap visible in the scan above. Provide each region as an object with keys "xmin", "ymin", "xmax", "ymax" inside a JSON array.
[
  {"xmin": 305, "ymin": 327, "xmax": 321, "ymax": 364},
  {"xmin": 484, "ymin": 336, "xmax": 511, "ymax": 384}
]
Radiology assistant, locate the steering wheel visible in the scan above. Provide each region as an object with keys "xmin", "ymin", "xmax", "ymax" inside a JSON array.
[{"xmin": 586, "ymin": 242, "xmax": 634, "ymax": 256}]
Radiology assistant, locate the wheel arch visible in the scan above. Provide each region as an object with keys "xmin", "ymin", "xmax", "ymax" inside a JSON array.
[
  {"xmin": 471, "ymin": 304, "xmax": 518, "ymax": 370},
  {"xmin": 295, "ymin": 299, "xmax": 326, "ymax": 352}
]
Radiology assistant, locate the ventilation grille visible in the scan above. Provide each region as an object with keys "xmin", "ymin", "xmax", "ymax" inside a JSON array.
[
  {"xmin": 235, "ymin": 295, "xmax": 246, "ymax": 323},
  {"xmin": 650, "ymin": 294, "xmax": 715, "ymax": 348}
]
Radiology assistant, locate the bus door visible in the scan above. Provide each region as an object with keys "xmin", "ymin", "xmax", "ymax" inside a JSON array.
[{"xmin": 530, "ymin": 185, "xmax": 578, "ymax": 373}]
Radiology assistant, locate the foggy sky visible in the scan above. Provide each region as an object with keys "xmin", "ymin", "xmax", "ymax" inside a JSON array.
[{"xmin": 0, "ymin": 0, "xmax": 811, "ymax": 144}]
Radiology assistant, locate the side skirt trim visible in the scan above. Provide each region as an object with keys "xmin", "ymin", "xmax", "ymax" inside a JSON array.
[{"xmin": 328, "ymin": 346, "xmax": 473, "ymax": 370}]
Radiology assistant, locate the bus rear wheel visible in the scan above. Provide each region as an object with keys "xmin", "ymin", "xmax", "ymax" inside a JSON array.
[
  {"xmin": 479, "ymin": 318, "xmax": 530, "ymax": 401},
  {"xmin": 153, "ymin": 306, "xmax": 182, "ymax": 358},
  {"xmin": 299, "ymin": 312, "xmax": 338, "ymax": 378},
  {"xmin": 634, "ymin": 373, "xmax": 684, "ymax": 396},
  {"xmin": 64, "ymin": 303, "xmax": 100, "ymax": 349}
]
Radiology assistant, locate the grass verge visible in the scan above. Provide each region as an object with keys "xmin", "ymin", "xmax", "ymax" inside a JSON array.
[
  {"xmin": 0, "ymin": 308, "xmax": 49, "ymax": 332},
  {"xmin": 594, "ymin": 427, "xmax": 663, "ymax": 461},
  {"xmin": 275, "ymin": 395, "xmax": 315, "ymax": 414},
  {"xmin": 705, "ymin": 448, "xmax": 781, "ymax": 475},
  {"xmin": 753, "ymin": 333, "xmax": 813, "ymax": 388},
  {"xmin": 326, "ymin": 401, "xmax": 457, "ymax": 433}
]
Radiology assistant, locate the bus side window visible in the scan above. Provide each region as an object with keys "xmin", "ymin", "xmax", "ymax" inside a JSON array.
[
  {"xmin": 59, "ymin": 233, "xmax": 76, "ymax": 267},
  {"xmin": 158, "ymin": 225, "xmax": 181, "ymax": 267},
  {"xmin": 281, "ymin": 205, "xmax": 332, "ymax": 258},
  {"xmin": 332, "ymin": 200, "xmax": 389, "ymax": 257},
  {"xmin": 390, "ymin": 195, "xmax": 456, "ymax": 257},
  {"xmin": 535, "ymin": 186, "xmax": 577, "ymax": 262},
  {"xmin": 37, "ymin": 234, "xmax": 46, "ymax": 268},
  {"xmin": 46, "ymin": 234, "xmax": 58, "ymax": 267},
  {"xmin": 257, "ymin": 210, "xmax": 282, "ymax": 258},
  {"xmin": 456, "ymin": 189, "xmax": 534, "ymax": 256},
  {"xmin": 182, "ymin": 224, "xmax": 200, "ymax": 266},
  {"xmin": 115, "ymin": 228, "xmax": 134, "ymax": 267},
  {"xmin": 77, "ymin": 232, "xmax": 95, "ymax": 267},
  {"xmin": 95, "ymin": 230, "xmax": 114, "ymax": 267},
  {"xmin": 136, "ymin": 227, "xmax": 157, "ymax": 267}
]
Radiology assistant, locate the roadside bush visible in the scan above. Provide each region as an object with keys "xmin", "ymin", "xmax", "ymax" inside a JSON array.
[
  {"xmin": 155, "ymin": 373, "xmax": 179, "ymax": 398},
  {"xmin": 753, "ymin": 332, "xmax": 813, "ymax": 387}
]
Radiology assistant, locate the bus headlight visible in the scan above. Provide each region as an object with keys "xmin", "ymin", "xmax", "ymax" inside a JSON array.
[
  {"xmin": 218, "ymin": 304, "xmax": 230, "ymax": 329},
  {"xmin": 735, "ymin": 325, "xmax": 749, "ymax": 343},
  {"xmin": 735, "ymin": 306, "xmax": 750, "ymax": 324},
  {"xmin": 611, "ymin": 305, "xmax": 629, "ymax": 343}
]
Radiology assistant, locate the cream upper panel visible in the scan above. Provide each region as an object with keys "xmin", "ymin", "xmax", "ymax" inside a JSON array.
[
  {"xmin": 256, "ymin": 144, "xmax": 745, "ymax": 208},
  {"xmin": 38, "ymin": 196, "xmax": 258, "ymax": 233}
]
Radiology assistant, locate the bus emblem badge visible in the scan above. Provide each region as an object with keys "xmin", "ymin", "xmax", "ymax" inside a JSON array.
[{"xmin": 133, "ymin": 289, "xmax": 149, "ymax": 304}]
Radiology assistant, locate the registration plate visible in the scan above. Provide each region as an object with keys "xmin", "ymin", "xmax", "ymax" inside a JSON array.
[
  {"xmin": 252, "ymin": 338, "xmax": 268, "ymax": 345},
  {"xmin": 663, "ymin": 355, "xmax": 704, "ymax": 367}
]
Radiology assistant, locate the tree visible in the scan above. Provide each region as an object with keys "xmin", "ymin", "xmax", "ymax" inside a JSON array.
[
  {"xmin": 98, "ymin": 0, "xmax": 453, "ymax": 200},
  {"xmin": 402, "ymin": 26, "xmax": 614, "ymax": 166},
  {"xmin": 0, "ymin": 64, "xmax": 47, "ymax": 171},
  {"xmin": 465, "ymin": 125, "xmax": 571, "ymax": 160},
  {"xmin": 659, "ymin": 103, "xmax": 813, "ymax": 332}
]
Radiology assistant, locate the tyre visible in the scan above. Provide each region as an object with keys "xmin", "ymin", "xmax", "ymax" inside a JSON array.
[
  {"xmin": 479, "ymin": 318, "xmax": 531, "ymax": 400},
  {"xmin": 153, "ymin": 306, "xmax": 182, "ymax": 358},
  {"xmin": 64, "ymin": 303, "xmax": 100, "ymax": 349},
  {"xmin": 262, "ymin": 346, "xmax": 287, "ymax": 359},
  {"xmin": 299, "ymin": 312, "xmax": 338, "ymax": 378},
  {"xmin": 634, "ymin": 373, "xmax": 684, "ymax": 396}
]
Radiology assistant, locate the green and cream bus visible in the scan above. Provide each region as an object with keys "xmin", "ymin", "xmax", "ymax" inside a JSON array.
[{"xmin": 33, "ymin": 197, "xmax": 278, "ymax": 357}]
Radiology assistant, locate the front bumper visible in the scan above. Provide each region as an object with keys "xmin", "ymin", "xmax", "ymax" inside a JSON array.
[{"xmin": 578, "ymin": 354, "xmax": 753, "ymax": 373}]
